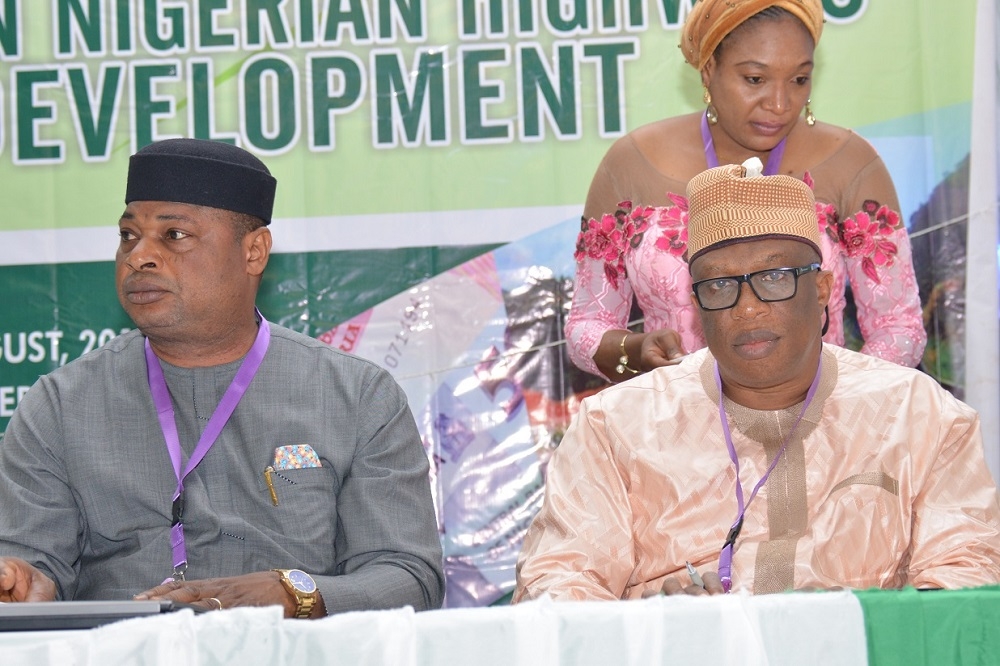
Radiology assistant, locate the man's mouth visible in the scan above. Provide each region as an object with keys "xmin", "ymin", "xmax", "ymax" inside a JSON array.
[
  {"xmin": 122, "ymin": 279, "xmax": 170, "ymax": 305},
  {"xmin": 731, "ymin": 330, "xmax": 779, "ymax": 359}
]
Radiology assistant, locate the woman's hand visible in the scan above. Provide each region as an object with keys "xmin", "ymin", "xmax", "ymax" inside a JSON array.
[
  {"xmin": 595, "ymin": 329, "xmax": 688, "ymax": 381},
  {"xmin": 639, "ymin": 329, "xmax": 687, "ymax": 370}
]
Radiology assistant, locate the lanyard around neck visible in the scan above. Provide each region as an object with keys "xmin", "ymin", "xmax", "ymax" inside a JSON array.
[
  {"xmin": 144, "ymin": 313, "xmax": 270, "ymax": 581},
  {"xmin": 701, "ymin": 111, "xmax": 787, "ymax": 175},
  {"xmin": 713, "ymin": 356, "xmax": 822, "ymax": 592}
]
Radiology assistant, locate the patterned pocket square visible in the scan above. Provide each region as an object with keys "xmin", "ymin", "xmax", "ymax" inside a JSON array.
[{"xmin": 272, "ymin": 444, "xmax": 322, "ymax": 470}]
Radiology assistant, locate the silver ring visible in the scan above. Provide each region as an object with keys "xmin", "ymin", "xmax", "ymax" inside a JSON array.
[{"xmin": 206, "ymin": 597, "xmax": 223, "ymax": 610}]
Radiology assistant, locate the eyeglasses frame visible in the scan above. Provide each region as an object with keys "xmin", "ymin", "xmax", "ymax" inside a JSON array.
[{"xmin": 692, "ymin": 262, "xmax": 822, "ymax": 311}]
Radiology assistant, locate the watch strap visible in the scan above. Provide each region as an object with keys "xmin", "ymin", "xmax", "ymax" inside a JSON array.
[{"xmin": 273, "ymin": 568, "xmax": 318, "ymax": 619}]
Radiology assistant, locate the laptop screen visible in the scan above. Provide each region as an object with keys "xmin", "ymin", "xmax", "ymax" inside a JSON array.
[{"xmin": 0, "ymin": 599, "xmax": 203, "ymax": 631}]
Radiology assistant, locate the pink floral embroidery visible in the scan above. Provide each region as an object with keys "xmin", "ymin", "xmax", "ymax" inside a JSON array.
[
  {"xmin": 652, "ymin": 194, "xmax": 689, "ymax": 256},
  {"xmin": 817, "ymin": 201, "xmax": 840, "ymax": 244},
  {"xmin": 842, "ymin": 213, "xmax": 879, "ymax": 258},
  {"xmin": 875, "ymin": 205, "xmax": 900, "ymax": 232},
  {"xmin": 826, "ymin": 199, "xmax": 903, "ymax": 284},
  {"xmin": 655, "ymin": 227, "xmax": 688, "ymax": 255},
  {"xmin": 804, "ymin": 172, "xmax": 903, "ymax": 285},
  {"xmin": 575, "ymin": 201, "xmax": 653, "ymax": 288}
]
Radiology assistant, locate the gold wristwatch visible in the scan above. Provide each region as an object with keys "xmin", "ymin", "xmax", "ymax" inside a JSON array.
[{"xmin": 273, "ymin": 568, "xmax": 319, "ymax": 618}]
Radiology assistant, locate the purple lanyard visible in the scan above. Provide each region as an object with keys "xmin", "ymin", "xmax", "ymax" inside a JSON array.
[
  {"xmin": 702, "ymin": 111, "xmax": 787, "ymax": 175},
  {"xmin": 713, "ymin": 357, "xmax": 821, "ymax": 592},
  {"xmin": 145, "ymin": 313, "xmax": 270, "ymax": 582}
]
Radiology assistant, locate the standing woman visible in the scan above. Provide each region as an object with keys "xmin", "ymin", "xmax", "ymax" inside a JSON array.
[{"xmin": 566, "ymin": 0, "xmax": 926, "ymax": 381}]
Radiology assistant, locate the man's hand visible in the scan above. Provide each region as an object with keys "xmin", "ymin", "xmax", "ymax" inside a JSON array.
[
  {"xmin": 135, "ymin": 571, "xmax": 326, "ymax": 618},
  {"xmin": 0, "ymin": 557, "xmax": 57, "ymax": 602},
  {"xmin": 658, "ymin": 570, "xmax": 726, "ymax": 596},
  {"xmin": 639, "ymin": 329, "xmax": 687, "ymax": 371}
]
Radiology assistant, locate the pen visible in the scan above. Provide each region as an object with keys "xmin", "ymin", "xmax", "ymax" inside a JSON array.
[
  {"xmin": 264, "ymin": 466, "xmax": 279, "ymax": 506},
  {"xmin": 685, "ymin": 561, "xmax": 705, "ymax": 589}
]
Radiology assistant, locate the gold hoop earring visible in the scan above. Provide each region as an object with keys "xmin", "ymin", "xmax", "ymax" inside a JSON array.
[
  {"xmin": 703, "ymin": 87, "xmax": 718, "ymax": 125},
  {"xmin": 804, "ymin": 98, "xmax": 816, "ymax": 127}
]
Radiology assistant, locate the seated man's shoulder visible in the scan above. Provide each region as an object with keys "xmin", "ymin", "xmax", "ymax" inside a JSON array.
[
  {"xmin": 267, "ymin": 323, "xmax": 390, "ymax": 377},
  {"xmin": 646, "ymin": 347, "xmax": 709, "ymax": 384},
  {"xmin": 829, "ymin": 345, "xmax": 972, "ymax": 410},
  {"xmin": 46, "ymin": 328, "xmax": 145, "ymax": 380},
  {"xmin": 592, "ymin": 348, "xmax": 710, "ymax": 405},
  {"xmin": 831, "ymin": 344, "xmax": 923, "ymax": 377}
]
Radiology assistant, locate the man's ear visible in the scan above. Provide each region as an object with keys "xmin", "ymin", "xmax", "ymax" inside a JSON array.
[
  {"xmin": 816, "ymin": 269, "xmax": 834, "ymax": 308},
  {"xmin": 246, "ymin": 227, "xmax": 272, "ymax": 277}
]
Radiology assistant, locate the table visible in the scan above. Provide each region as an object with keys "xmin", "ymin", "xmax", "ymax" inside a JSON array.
[{"xmin": 3, "ymin": 588, "xmax": 999, "ymax": 665}]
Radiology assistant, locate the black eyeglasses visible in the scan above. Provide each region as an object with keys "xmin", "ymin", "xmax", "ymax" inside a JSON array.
[{"xmin": 692, "ymin": 263, "xmax": 821, "ymax": 311}]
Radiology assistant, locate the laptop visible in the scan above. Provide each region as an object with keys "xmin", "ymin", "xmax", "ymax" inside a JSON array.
[{"xmin": 0, "ymin": 599, "xmax": 203, "ymax": 631}]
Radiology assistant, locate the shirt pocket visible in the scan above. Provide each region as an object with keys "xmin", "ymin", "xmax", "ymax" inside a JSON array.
[
  {"xmin": 258, "ymin": 465, "xmax": 339, "ymax": 569},
  {"xmin": 812, "ymin": 471, "xmax": 907, "ymax": 588}
]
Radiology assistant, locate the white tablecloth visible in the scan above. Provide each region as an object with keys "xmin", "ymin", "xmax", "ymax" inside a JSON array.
[{"xmin": 1, "ymin": 591, "xmax": 868, "ymax": 665}]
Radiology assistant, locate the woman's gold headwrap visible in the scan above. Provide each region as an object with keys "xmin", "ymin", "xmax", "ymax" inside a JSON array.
[{"xmin": 680, "ymin": 0, "xmax": 825, "ymax": 71}]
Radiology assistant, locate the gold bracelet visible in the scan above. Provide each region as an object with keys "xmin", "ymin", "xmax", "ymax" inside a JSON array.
[{"xmin": 615, "ymin": 333, "xmax": 639, "ymax": 376}]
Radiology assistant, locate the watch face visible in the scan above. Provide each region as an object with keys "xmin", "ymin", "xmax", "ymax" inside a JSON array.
[{"xmin": 287, "ymin": 569, "xmax": 317, "ymax": 594}]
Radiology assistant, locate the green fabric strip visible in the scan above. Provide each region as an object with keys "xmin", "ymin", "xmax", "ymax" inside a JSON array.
[{"xmin": 855, "ymin": 586, "xmax": 1000, "ymax": 666}]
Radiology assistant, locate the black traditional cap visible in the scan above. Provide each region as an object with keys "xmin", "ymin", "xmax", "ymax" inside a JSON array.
[{"xmin": 125, "ymin": 138, "xmax": 277, "ymax": 224}]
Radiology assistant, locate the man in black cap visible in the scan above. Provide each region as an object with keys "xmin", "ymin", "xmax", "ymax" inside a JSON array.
[{"xmin": 0, "ymin": 139, "xmax": 445, "ymax": 617}]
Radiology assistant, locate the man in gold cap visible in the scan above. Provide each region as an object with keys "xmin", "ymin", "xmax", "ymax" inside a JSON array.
[{"xmin": 514, "ymin": 161, "xmax": 1000, "ymax": 600}]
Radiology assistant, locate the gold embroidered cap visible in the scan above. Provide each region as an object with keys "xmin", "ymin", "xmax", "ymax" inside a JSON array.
[
  {"xmin": 680, "ymin": 0, "xmax": 825, "ymax": 71},
  {"xmin": 685, "ymin": 158, "xmax": 821, "ymax": 265}
]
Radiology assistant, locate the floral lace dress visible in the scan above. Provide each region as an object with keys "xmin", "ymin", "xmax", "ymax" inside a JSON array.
[{"xmin": 566, "ymin": 131, "xmax": 926, "ymax": 379}]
